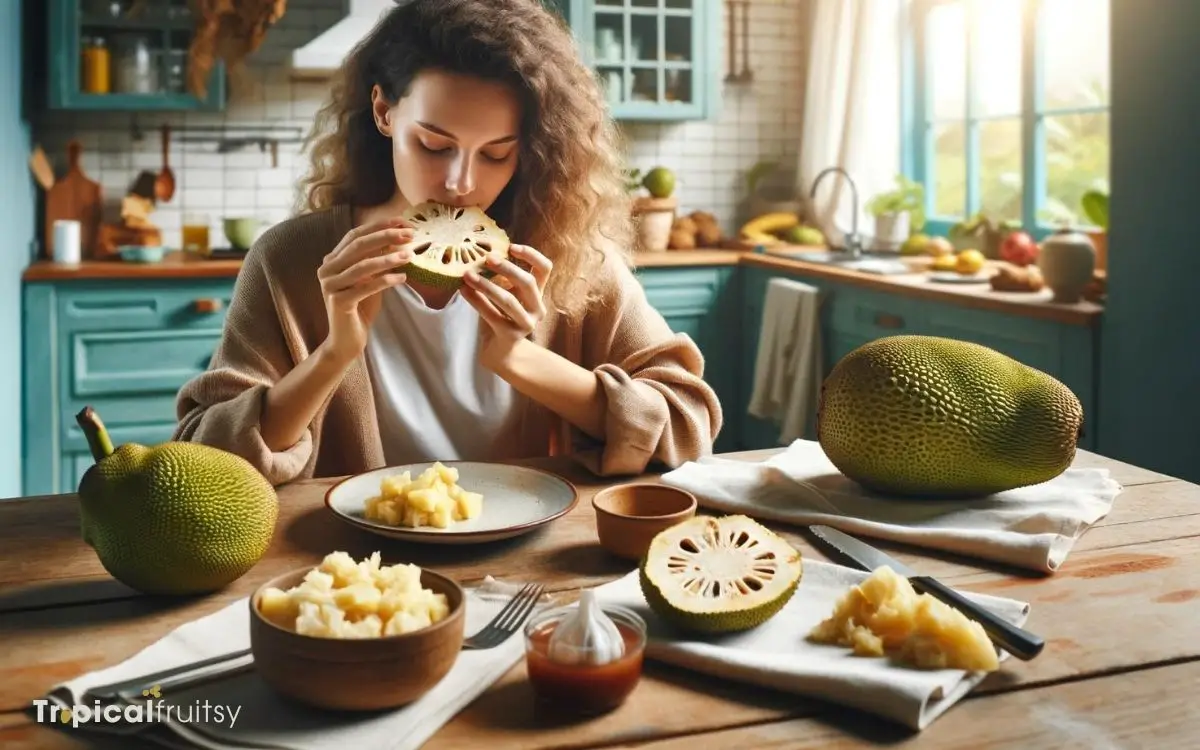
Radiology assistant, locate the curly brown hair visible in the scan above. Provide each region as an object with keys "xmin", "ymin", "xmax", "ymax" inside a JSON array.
[{"xmin": 298, "ymin": 0, "xmax": 634, "ymax": 321}]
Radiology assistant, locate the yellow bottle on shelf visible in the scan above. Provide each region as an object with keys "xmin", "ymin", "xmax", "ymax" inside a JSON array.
[{"xmin": 81, "ymin": 36, "xmax": 111, "ymax": 94}]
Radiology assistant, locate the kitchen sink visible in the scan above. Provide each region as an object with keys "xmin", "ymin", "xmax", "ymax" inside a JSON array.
[{"xmin": 761, "ymin": 248, "xmax": 914, "ymax": 276}]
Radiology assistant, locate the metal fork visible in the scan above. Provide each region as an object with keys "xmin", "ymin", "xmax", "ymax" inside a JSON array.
[{"xmin": 462, "ymin": 582, "xmax": 544, "ymax": 650}]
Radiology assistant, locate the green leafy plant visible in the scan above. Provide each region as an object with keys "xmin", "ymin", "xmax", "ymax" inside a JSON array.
[
  {"xmin": 1081, "ymin": 188, "xmax": 1109, "ymax": 230},
  {"xmin": 865, "ymin": 174, "xmax": 926, "ymax": 231},
  {"xmin": 624, "ymin": 167, "xmax": 643, "ymax": 194},
  {"xmin": 745, "ymin": 160, "xmax": 780, "ymax": 195}
]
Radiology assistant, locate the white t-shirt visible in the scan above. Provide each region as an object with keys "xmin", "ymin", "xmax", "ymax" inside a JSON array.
[{"xmin": 364, "ymin": 285, "xmax": 522, "ymax": 466}]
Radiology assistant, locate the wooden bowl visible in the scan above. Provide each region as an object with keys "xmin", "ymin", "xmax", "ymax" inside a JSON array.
[
  {"xmin": 592, "ymin": 483, "xmax": 698, "ymax": 561},
  {"xmin": 249, "ymin": 565, "xmax": 465, "ymax": 711}
]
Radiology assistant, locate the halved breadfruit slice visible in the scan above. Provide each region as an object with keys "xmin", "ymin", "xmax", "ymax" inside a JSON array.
[
  {"xmin": 398, "ymin": 202, "xmax": 511, "ymax": 289},
  {"xmin": 639, "ymin": 514, "xmax": 802, "ymax": 634}
]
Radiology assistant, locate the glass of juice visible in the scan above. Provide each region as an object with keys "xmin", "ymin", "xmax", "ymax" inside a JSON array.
[
  {"xmin": 523, "ymin": 601, "xmax": 647, "ymax": 715},
  {"xmin": 182, "ymin": 212, "xmax": 210, "ymax": 255}
]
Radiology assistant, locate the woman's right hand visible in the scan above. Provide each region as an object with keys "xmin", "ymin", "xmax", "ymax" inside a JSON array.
[{"xmin": 316, "ymin": 217, "xmax": 413, "ymax": 365}]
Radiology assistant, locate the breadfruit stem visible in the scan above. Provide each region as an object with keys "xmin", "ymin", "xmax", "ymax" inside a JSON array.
[{"xmin": 76, "ymin": 406, "xmax": 115, "ymax": 462}]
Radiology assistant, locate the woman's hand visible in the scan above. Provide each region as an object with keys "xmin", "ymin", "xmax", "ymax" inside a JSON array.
[
  {"xmin": 461, "ymin": 244, "xmax": 553, "ymax": 367},
  {"xmin": 316, "ymin": 217, "xmax": 413, "ymax": 366}
]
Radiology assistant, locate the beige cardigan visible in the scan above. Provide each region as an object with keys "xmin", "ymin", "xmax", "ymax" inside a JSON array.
[{"xmin": 174, "ymin": 205, "xmax": 723, "ymax": 485}]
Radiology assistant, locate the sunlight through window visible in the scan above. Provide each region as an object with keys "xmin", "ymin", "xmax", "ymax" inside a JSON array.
[{"xmin": 910, "ymin": 0, "xmax": 1110, "ymax": 235}]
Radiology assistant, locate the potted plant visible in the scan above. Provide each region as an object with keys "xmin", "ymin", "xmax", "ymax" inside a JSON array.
[
  {"xmin": 948, "ymin": 212, "xmax": 1022, "ymax": 259},
  {"xmin": 628, "ymin": 165, "xmax": 678, "ymax": 253},
  {"xmin": 865, "ymin": 175, "xmax": 926, "ymax": 250},
  {"xmin": 1080, "ymin": 188, "xmax": 1108, "ymax": 271}
]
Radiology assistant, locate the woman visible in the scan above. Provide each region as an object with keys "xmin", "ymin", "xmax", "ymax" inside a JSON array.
[{"xmin": 174, "ymin": 0, "xmax": 722, "ymax": 486}]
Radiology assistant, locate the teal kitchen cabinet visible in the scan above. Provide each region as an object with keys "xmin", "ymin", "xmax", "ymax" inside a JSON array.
[
  {"xmin": 22, "ymin": 278, "xmax": 235, "ymax": 496},
  {"xmin": 21, "ymin": 265, "xmax": 741, "ymax": 494},
  {"xmin": 737, "ymin": 268, "xmax": 1100, "ymax": 452},
  {"xmin": 636, "ymin": 265, "xmax": 739, "ymax": 453},
  {"xmin": 738, "ymin": 265, "xmax": 790, "ymax": 449},
  {"xmin": 576, "ymin": 0, "xmax": 721, "ymax": 121},
  {"xmin": 48, "ymin": 0, "xmax": 225, "ymax": 111}
]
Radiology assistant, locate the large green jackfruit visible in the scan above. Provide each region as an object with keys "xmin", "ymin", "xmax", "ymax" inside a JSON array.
[{"xmin": 816, "ymin": 335, "xmax": 1083, "ymax": 497}]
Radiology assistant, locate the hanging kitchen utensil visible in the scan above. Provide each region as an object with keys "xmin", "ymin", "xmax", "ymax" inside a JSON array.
[
  {"xmin": 723, "ymin": 0, "xmax": 738, "ymax": 83},
  {"xmin": 155, "ymin": 123, "xmax": 176, "ymax": 202},
  {"xmin": 739, "ymin": 1, "xmax": 754, "ymax": 82},
  {"xmin": 44, "ymin": 140, "xmax": 102, "ymax": 260},
  {"xmin": 28, "ymin": 145, "xmax": 54, "ymax": 191},
  {"xmin": 130, "ymin": 170, "xmax": 159, "ymax": 200}
]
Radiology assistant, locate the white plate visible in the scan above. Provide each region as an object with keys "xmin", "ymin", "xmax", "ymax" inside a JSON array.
[
  {"xmin": 324, "ymin": 461, "xmax": 579, "ymax": 545},
  {"xmin": 928, "ymin": 270, "xmax": 994, "ymax": 284}
]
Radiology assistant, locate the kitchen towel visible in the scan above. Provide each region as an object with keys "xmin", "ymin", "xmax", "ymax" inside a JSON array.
[
  {"xmin": 594, "ymin": 561, "xmax": 1031, "ymax": 731},
  {"xmin": 660, "ymin": 439, "xmax": 1122, "ymax": 573},
  {"xmin": 747, "ymin": 277, "xmax": 823, "ymax": 445},
  {"xmin": 36, "ymin": 577, "xmax": 541, "ymax": 750}
]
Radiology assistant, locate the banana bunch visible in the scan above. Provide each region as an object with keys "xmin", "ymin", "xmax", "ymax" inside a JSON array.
[{"xmin": 739, "ymin": 212, "xmax": 801, "ymax": 245}]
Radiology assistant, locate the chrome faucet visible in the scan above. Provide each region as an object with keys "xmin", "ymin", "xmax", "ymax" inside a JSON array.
[{"xmin": 810, "ymin": 166, "xmax": 864, "ymax": 258}]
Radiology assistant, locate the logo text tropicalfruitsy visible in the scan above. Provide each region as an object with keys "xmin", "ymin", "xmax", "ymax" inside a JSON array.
[{"xmin": 32, "ymin": 685, "xmax": 242, "ymax": 729}]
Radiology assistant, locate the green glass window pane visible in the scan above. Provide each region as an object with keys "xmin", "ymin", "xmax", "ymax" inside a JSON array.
[
  {"xmin": 979, "ymin": 118, "xmax": 1023, "ymax": 223},
  {"xmin": 1044, "ymin": 111, "xmax": 1110, "ymax": 225},
  {"xmin": 934, "ymin": 120, "xmax": 967, "ymax": 218},
  {"xmin": 974, "ymin": 2, "xmax": 1022, "ymax": 117},
  {"xmin": 1043, "ymin": 0, "xmax": 1110, "ymax": 110}
]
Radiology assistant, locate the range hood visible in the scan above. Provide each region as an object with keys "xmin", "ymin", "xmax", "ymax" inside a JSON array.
[{"xmin": 291, "ymin": 0, "xmax": 394, "ymax": 78}]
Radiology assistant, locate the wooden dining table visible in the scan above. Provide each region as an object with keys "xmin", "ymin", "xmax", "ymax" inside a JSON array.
[{"xmin": 1, "ymin": 446, "xmax": 1197, "ymax": 749}]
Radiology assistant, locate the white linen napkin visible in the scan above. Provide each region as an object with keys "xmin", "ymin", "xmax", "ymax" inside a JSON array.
[
  {"xmin": 35, "ymin": 577, "xmax": 540, "ymax": 750},
  {"xmin": 594, "ymin": 561, "xmax": 1031, "ymax": 731},
  {"xmin": 661, "ymin": 439, "xmax": 1122, "ymax": 573}
]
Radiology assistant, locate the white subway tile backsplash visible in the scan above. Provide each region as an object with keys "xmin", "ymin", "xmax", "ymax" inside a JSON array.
[
  {"xmin": 224, "ymin": 189, "xmax": 258, "ymax": 208},
  {"xmin": 255, "ymin": 168, "xmax": 294, "ymax": 190},
  {"xmin": 180, "ymin": 151, "xmax": 224, "ymax": 169},
  {"xmin": 182, "ymin": 169, "xmax": 223, "ymax": 189},
  {"xmin": 223, "ymin": 170, "xmax": 258, "ymax": 189},
  {"xmin": 181, "ymin": 189, "xmax": 226, "ymax": 210}
]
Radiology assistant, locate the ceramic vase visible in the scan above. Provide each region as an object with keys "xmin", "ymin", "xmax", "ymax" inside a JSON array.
[
  {"xmin": 1038, "ymin": 228, "xmax": 1096, "ymax": 303},
  {"xmin": 873, "ymin": 211, "xmax": 911, "ymax": 251}
]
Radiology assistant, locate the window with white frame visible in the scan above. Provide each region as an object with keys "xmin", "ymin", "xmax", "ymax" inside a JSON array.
[{"xmin": 904, "ymin": 0, "xmax": 1110, "ymax": 237}]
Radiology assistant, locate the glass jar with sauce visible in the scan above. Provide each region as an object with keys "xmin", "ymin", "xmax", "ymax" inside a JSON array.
[
  {"xmin": 80, "ymin": 36, "xmax": 111, "ymax": 94},
  {"xmin": 523, "ymin": 602, "xmax": 646, "ymax": 715}
]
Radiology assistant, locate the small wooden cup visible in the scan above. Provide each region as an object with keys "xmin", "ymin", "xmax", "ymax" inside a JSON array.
[
  {"xmin": 592, "ymin": 483, "xmax": 698, "ymax": 561},
  {"xmin": 249, "ymin": 566, "xmax": 465, "ymax": 711}
]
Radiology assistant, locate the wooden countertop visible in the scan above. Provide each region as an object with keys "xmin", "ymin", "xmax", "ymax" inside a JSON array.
[
  {"xmin": 740, "ymin": 253, "xmax": 1104, "ymax": 327},
  {"xmin": 0, "ymin": 448, "xmax": 1195, "ymax": 749},
  {"xmin": 20, "ymin": 249, "xmax": 739, "ymax": 282},
  {"xmin": 22, "ymin": 251, "xmax": 245, "ymax": 281},
  {"xmin": 22, "ymin": 247, "xmax": 1103, "ymax": 325}
]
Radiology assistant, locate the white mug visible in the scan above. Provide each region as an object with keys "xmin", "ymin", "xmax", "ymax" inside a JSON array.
[{"xmin": 53, "ymin": 220, "xmax": 82, "ymax": 264}]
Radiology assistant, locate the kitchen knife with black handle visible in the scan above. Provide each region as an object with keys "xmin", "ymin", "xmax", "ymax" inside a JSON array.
[{"xmin": 809, "ymin": 525, "xmax": 1045, "ymax": 661}]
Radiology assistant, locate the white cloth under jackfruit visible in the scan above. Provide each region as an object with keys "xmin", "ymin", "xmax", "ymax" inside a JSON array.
[{"xmin": 547, "ymin": 589, "xmax": 625, "ymax": 665}]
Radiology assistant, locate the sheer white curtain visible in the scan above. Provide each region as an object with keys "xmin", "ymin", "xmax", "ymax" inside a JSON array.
[{"xmin": 796, "ymin": 0, "xmax": 903, "ymax": 248}]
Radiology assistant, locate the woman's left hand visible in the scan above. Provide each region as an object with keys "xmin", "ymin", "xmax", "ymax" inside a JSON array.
[{"xmin": 461, "ymin": 244, "xmax": 553, "ymax": 363}]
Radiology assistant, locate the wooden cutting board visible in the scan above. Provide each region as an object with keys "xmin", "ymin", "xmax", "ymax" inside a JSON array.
[{"xmin": 44, "ymin": 139, "xmax": 102, "ymax": 259}]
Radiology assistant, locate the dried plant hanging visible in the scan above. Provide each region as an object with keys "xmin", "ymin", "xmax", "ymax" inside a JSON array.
[{"xmin": 186, "ymin": 0, "xmax": 289, "ymax": 99}]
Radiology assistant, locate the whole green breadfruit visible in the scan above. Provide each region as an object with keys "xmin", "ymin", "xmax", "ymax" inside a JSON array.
[
  {"xmin": 816, "ymin": 336, "xmax": 1083, "ymax": 497},
  {"xmin": 75, "ymin": 407, "xmax": 279, "ymax": 595}
]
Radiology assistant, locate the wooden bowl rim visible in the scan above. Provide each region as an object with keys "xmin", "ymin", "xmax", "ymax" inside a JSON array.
[
  {"xmin": 250, "ymin": 563, "xmax": 466, "ymax": 648},
  {"xmin": 592, "ymin": 482, "xmax": 698, "ymax": 521}
]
